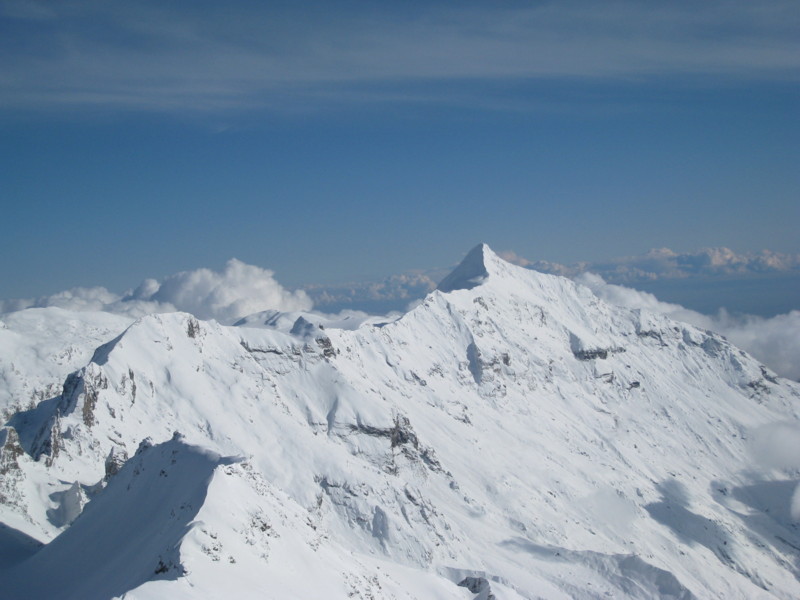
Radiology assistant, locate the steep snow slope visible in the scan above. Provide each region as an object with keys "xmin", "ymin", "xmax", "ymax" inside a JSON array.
[
  {"xmin": 2, "ymin": 244, "xmax": 799, "ymax": 599},
  {"xmin": 0, "ymin": 308, "xmax": 133, "ymax": 418}
]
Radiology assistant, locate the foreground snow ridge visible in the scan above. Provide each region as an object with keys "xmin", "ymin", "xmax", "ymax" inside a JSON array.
[{"xmin": 2, "ymin": 244, "xmax": 799, "ymax": 599}]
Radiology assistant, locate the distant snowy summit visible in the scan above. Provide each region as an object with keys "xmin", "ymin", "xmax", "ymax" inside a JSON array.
[
  {"xmin": 1, "ymin": 245, "xmax": 800, "ymax": 599},
  {"xmin": 437, "ymin": 243, "xmax": 493, "ymax": 292}
]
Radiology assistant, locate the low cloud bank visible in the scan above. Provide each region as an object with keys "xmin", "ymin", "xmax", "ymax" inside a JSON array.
[
  {"xmin": 750, "ymin": 423, "xmax": 800, "ymax": 472},
  {"xmin": 130, "ymin": 259, "xmax": 312, "ymax": 322},
  {"xmin": 502, "ymin": 247, "xmax": 800, "ymax": 283},
  {"xmin": 576, "ymin": 272, "xmax": 800, "ymax": 381},
  {"xmin": 304, "ymin": 272, "xmax": 438, "ymax": 309},
  {"xmin": 0, "ymin": 259, "xmax": 312, "ymax": 324},
  {"xmin": 749, "ymin": 422, "xmax": 800, "ymax": 521}
]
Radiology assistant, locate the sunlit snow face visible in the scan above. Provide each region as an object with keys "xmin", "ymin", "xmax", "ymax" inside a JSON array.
[{"xmin": 581, "ymin": 487, "xmax": 638, "ymax": 535}]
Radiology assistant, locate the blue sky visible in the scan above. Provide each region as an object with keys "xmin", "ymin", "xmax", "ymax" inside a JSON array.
[{"xmin": 1, "ymin": 0, "xmax": 798, "ymax": 301}]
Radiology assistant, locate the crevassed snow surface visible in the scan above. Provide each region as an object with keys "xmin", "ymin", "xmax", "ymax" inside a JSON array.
[{"xmin": 1, "ymin": 244, "xmax": 800, "ymax": 599}]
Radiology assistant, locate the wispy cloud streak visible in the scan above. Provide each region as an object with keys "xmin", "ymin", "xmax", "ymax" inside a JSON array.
[{"xmin": 2, "ymin": 0, "xmax": 799, "ymax": 112}]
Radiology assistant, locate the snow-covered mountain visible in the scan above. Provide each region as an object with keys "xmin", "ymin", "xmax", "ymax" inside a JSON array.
[{"xmin": 2, "ymin": 244, "xmax": 799, "ymax": 599}]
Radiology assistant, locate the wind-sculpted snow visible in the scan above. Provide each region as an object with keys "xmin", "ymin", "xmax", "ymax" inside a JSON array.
[
  {"xmin": 2, "ymin": 244, "xmax": 800, "ymax": 599},
  {"xmin": 3, "ymin": 436, "xmax": 232, "ymax": 600}
]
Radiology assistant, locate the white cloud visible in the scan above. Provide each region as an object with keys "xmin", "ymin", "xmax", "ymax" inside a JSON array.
[
  {"xmin": 0, "ymin": 259, "xmax": 312, "ymax": 324},
  {"xmin": 526, "ymin": 247, "xmax": 800, "ymax": 283},
  {"xmin": 749, "ymin": 422, "xmax": 800, "ymax": 521},
  {"xmin": 138, "ymin": 259, "xmax": 312, "ymax": 323},
  {"xmin": 575, "ymin": 272, "xmax": 710, "ymax": 325},
  {"xmin": 304, "ymin": 272, "xmax": 438, "ymax": 309},
  {"xmin": 715, "ymin": 311, "xmax": 800, "ymax": 382},
  {"xmin": 0, "ymin": 287, "xmax": 132, "ymax": 315},
  {"xmin": 576, "ymin": 272, "xmax": 800, "ymax": 380},
  {"xmin": 750, "ymin": 422, "xmax": 800, "ymax": 472},
  {"xmin": 496, "ymin": 250, "xmax": 531, "ymax": 268}
]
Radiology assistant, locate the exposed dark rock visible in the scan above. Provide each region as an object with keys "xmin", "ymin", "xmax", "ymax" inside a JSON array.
[
  {"xmin": 187, "ymin": 318, "xmax": 200, "ymax": 339},
  {"xmin": 573, "ymin": 347, "xmax": 626, "ymax": 361},
  {"xmin": 347, "ymin": 416, "xmax": 443, "ymax": 474},
  {"xmin": 390, "ymin": 416, "xmax": 418, "ymax": 449},
  {"xmin": 0, "ymin": 427, "xmax": 24, "ymax": 476},
  {"xmin": 239, "ymin": 340, "xmax": 283, "ymax": 355},
  {"xmin": 458, "ymin": 576, "xmax": 496, "ymax": 599},
  {"xmin": 105, "ymin": 446, "xmax": 129, "ymax": 480},
  {"xmin": 760, "ymin": 366, "xmax": 779, "ymax": 384},
  {"xmin": 637, "ymin": 330, "xmax": 667, "ymax": 346},
  {"xmin": 290, "ymin": 316, "xmax": 317, "ymax": 337},
  {"xmin": 0, "ymin": 427, "xmax": 28, "ymax": 512},
  {"xmin": 41, "ymin": 415, "xmax": 62, "ymax": 466},
  {"xmin": 569, "ymin": 332, "xmax": 625, "ymax": 361},
  {"xmin": 82, "ymin": 371, "xmax": 108, "ymax": 428},
  {"xmin": 128, "ymin": 369, "xmax": 137, "ymax": 403},
  {"xmin": 316, "ymin": 336, "xmax": 336, "ymax": 358},
  {"xmin": 574, "ymin": 348, "xmax": 608, "ymax": 360}
]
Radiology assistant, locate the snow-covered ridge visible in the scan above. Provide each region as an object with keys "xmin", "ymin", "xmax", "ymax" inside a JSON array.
[{"xmin": 1, "ymin": 244, "xmax": 799, "ymax": 599}]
